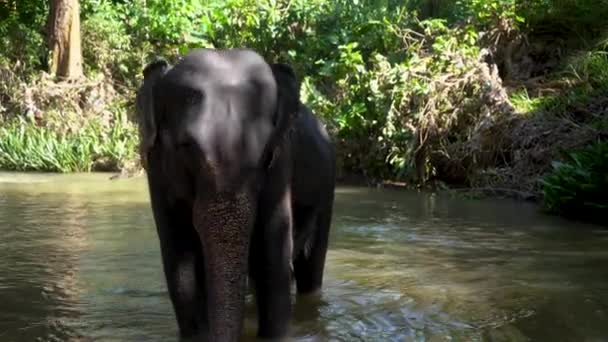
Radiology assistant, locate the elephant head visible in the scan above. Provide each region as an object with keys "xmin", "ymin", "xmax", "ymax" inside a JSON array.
[{"xmin": 135, "ymin": 49, "xmax": 300, "ymax": 340}]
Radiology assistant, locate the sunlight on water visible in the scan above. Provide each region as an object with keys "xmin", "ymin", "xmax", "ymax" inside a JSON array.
[{"xmin": 1, "ymin": 172, "xmax": 608, "ymax": 341}]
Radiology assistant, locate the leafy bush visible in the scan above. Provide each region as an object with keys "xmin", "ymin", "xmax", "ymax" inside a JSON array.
[
  {"xmin": 508, "ymin": 48, "xmax": 608, "ymax": 117},
  {"xmin": 454, "ymin": 0, "xmax": 524, "ymax": 27},
  {"xmin": 0, "ymin": 12, "xmax": 47, "ymax": 75},
  {"xmin": 81, "ymin": 1, "xmax": 150, "ymax": 90},
  {"xmin": 542, "ymin": 140, "xmax": 608, "ymax": 224}
]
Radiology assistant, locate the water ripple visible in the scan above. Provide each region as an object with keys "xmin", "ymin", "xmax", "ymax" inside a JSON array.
[{"xmin": 1, "ymin": 174, "xmax": 608, "ymax": 341}]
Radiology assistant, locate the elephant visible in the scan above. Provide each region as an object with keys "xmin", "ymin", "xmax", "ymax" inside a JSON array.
[{"xmin": 135, "ymin": 48, "xmax": 336, "ymax": 341}]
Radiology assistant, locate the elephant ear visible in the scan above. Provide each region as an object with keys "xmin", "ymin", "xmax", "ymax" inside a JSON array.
[
  {"xmin": 264, "ymin": 63, "xmax": 300, "ymax": 168},
  {"xmin": 271, "ymin": 63, "xmax": 300, "ymax": 130},
  {"xmin": 263, "ymin": 63, "xmax": 300, "ymax": 169},
  {"xmin": 136, "ymin": 58, "xmax": 170, "ymax": 169}
]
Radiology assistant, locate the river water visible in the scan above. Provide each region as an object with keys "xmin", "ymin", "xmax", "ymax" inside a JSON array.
[{"xmin": 0, "ymin": 172, "xmax": 607, "ymax": 342}]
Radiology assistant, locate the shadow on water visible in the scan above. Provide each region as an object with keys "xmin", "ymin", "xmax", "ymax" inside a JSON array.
[{"xmin": 0, "ymin": 172, "xmax": 607, "ymax": 341}]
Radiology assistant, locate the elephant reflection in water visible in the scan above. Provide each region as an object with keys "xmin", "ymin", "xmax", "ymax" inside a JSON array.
[{"xmin": 135, "ymin": 48, "xmax": 336, "ymax": 341}]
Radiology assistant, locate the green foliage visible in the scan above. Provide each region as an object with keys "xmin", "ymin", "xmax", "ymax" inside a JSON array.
[
  {"xmin": 542, "ymin": 140, "xmax": 608, "ymax": 224},
  {"xmin": 509, "ymin": 89, "xmax": 544, "ymax": 114},
  {"xmin": 521, "ymin": 0, "xmax": 608, "ymax": 44},
  {"xmin": 509, "ymin": 49, "xmax": 608, "ymax": 116},
  {"xmin": 565, "ymin": 50, "xmax": 608, "ymax": 90},
  {"xmin": 0, "ymin": 111, "xmax": 139, "ymax": 173},
  {"xmin": 0, "ymin": 2, "xmax": 47, "ymax": 74},
  {"xmin": 1, "ymin": 0, "xmax": 608, "ymax": 229},
  {"xmin": 123, "ymin": 0, "xmax": 490, "ymax": 181},
  {"xmin": 4, "ymin": 0, "xmax": 492, "ymax": 181},
  {"xmin": 81, "ymin": 1, "xmax": 145, "ymax": 88},
  {"xmin": 455, "ymin": 0, "xmax": 525, "ymax": 27}
]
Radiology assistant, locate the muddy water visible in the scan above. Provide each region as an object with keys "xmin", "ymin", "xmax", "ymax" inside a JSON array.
[{"xmin": 1, "ymin": 172, "xmax": 607, "ymax": 341}]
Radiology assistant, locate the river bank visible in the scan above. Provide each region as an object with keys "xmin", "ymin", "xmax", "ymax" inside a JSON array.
[{"xmin": 1, "ymin": 0, "xmax": 606, "ymax": 225}]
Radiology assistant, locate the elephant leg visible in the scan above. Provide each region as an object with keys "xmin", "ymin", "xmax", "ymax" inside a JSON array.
[
  {"xmin": 159, "ymin": 235, "xmax": 208, "ymax": 340},
  {"xmin": 148, "ymin": 182, "xmax": 208, "ymax": 339},
  {"xmin": 250, "ymin": 187, "xmax": 294, "ymax": 339},
  {"xmin": 291, "ymin": 205, "xmax": 318, "ymax": 261},
  {"xmin": 293, "ymin": 203, "xmax": 333, "ymax": 295}
]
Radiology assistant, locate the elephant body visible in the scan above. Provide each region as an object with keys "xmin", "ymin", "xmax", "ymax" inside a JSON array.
[
  {"xmin": 135, "ymin": 48, "xmax": 336, "ymax": 341},
  {"xmin": 289, "ymin": 105, "xmax": 335, "ymax": 291}
]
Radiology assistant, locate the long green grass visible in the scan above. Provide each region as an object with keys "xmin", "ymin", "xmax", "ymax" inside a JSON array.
[
  {"xmin": 509, "ymin": 50, "xmax": 608, "ymax": 116},
  {"xmin": 0, "ymin": 111, "xmax": 139, "ymax": 173}
]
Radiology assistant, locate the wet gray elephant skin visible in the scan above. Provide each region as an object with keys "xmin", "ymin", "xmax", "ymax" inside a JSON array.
[{"xmin": 134, "ymin": 48, "xmax": 336, "ymax": 341}]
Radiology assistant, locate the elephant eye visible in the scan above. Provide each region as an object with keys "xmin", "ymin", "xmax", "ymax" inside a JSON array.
[
  {"xmin": 184, "ymin": 89, "xmax": 204, "ymax": 105},
  {"xmin": 248, "ymin": 79, "xmax": 263, "ymax": 94},
  {"xmin": 177, "ymin": 135, "xmax": 197, "ymax": 149},
  {"xmin": 186, "ymin": 95, "xmax": 198, "ymax": 105}
]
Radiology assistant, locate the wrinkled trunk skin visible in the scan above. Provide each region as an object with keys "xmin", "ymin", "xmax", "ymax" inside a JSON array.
[{"xmin": 193, "ymin": 190, "xmax": 254, "ymax": 341}]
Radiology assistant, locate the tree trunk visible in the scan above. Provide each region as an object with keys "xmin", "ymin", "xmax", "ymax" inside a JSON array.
[{"xmin": 47, "ymin": 0, "xmax": 83, "ymax": 79}]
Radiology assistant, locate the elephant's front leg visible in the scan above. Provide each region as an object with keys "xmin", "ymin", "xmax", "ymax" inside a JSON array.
[
  {"xmin": 250, "ymin": 187, "xmax": 294, "ymax": 339},
  {"xmin": 159, "ymin": 238, "xmax": 208, "ymax": 341},
  {"xmin": 148, "ymin": 177, "xmax": 208, "ymax": 339}
]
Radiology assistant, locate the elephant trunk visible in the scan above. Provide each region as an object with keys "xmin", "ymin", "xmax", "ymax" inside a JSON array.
[{"xmin": 193, "ymin": 191, "xmax": 255, "ymax": 341}]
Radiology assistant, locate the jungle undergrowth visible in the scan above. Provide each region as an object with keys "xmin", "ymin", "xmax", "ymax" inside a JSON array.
[{"xmin": 1, "ymin": 0, "xmax": 607, "ymax": 223}]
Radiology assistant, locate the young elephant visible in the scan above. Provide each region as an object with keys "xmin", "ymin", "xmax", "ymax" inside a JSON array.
[{"xmin": 135, "ymin": 48, "xmax": 336, "ymax": 341}]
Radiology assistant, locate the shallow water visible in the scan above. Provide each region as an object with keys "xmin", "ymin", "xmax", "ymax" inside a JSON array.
[{"xmin": 1, "ymin": 172, "xmax": 607, "ymax": 341}]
